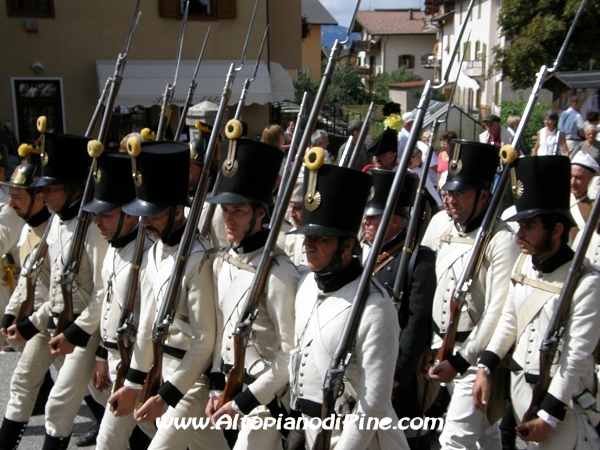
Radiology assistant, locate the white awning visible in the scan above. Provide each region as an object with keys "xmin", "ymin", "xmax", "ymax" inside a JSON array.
[{"xmin": 95, "ymin": 60, "xmax": 295, "ymax": 107}]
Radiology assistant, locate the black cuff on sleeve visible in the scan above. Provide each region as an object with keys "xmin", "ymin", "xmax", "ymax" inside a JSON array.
[
  {"xmin": 17, "ymin": 318, "xmax": 40, "ymax": 341},
  {"xmin": 540, "ymin": 393, "xmax": 568, "ymax": 421},
  {"xmin": 448, "ymin": 352, "xmax": 470, "ymax": 375},
  {"xmin": 63, "ymin": 323, "xmax": 91, "ymax": 347},
  {"xmin": 95, "ymin": 346, "xmax": 108, "ymax": 360},
  {"xmin": 233, "ymin": 388, "xmax": 261, "ymax": 415},
  {"xmin": 1, "ymin": 314, "xmax": 15, "ymax": 329},
  {"xmin": 478, "ymin": 351, "xmax": 501, "ymax": 372},
  {"xmin": 210, "ymin": 372, "xmax": 226, "ymax": 391},
  {"xmin": 126, "ymin": 368, "xmax": 147, "ymax": 385},
  {"xmin": 157, "ymin": 381, "xmax": 184, "ymax": 408}
]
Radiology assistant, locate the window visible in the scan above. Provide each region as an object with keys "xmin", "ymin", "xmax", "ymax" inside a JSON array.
[
  {"xmin": 158, "ymin": 0, "xmax": 235, "ymax": 20},
  {"xmin": 399, "ymin": 55, "xmax": 415, "ymax": 69},
  {"xmin": 6, "ymin": 0, "xmax": 54, "ymax": 17},
  {"xmin": 12, "ymin": 78, "xmax": 64, "ymax": 143}
]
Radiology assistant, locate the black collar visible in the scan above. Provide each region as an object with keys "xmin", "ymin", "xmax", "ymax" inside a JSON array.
[
  {"xmin": 315, "ymin": 257, "xmax": 363, "ymax": 294},
  {"xmin": 461, "ymin": 210, "xmax": 485, "ymax": 234},
  {"xmin": 26, "ymin": 207, "xmax": 51, "ymax": 228},
  {"xmin": 532, "ymin": 244, "xmax": 574, "ymax": 274},
  {"xmin": 111, "ymin": 227, "xmax": 138, "ymax": 249},
  {"xmin": 234, "ymin": 228, "xmax": 269, "ymax": 254},
  {"xmin": 162, "ymin": 221, "xmax": 187, "ymax": 247},
  {"xmin": 380, "ymin": 229, "xmax": 407, "ymax": 254},
  {"xmin": 58, "ymin": 200, "xmax": 81, "ymax": 222}
]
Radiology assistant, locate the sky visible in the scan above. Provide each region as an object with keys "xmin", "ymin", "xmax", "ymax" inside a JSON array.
[{"xmin": 320, "ymin": 0, "xmax": 424, "ymax": 28}]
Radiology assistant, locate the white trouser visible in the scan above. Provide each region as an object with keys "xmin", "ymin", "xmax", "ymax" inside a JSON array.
[
  {"xmin": 5, "ymin": 330, "xmax": 63, "ymax": 422},
  {"xmin": 439, "ymin": 366, "xmax": 501, "ymax": 450},
  {"xmin": 148, "ymin": 354, "xmax": 229, "ymax": 450},
  {"xmin": 45, "ymin": 330, "xmax": 101, "ymax": 438},
  {"xmin": 95, "ymin": 348, "xmax": 156, "ymax": 450}
]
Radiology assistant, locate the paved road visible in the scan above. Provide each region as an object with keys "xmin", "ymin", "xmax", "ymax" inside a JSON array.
[{"xmin": 0, "ymin": 350, "xmax": 97, "ymax": 449}]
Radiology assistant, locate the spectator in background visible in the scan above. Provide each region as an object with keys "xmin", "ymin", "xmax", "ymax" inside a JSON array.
[
  {"xmin": 506, "ymin": 115, "xmax": 520, "ymax": 138},
  {"xmin": 261, "ymin": 124, "xmax": 285, "ymax": 150},
  {"xmin": 337, "ymin": 119, "xmax": 367, "ymax": 169},
  {"xmin": 437, "ymin": 130, "xmax": 458, "ymax": 185},
  {"xmin": 284, "ymin": 120, "xmax": 295, "ymax": 144},
  {"xmin": 579, "ymin": 124, "xmax": 600, "ymax": 165},
  {"xmin": 397, "ymin": 112, "xmax": 414, "ymax": 159},
  {"xmin": 479, "ymin": 114, "xmax": 513, "ymax": 147},
  {"xmin": 531, "ymin": 110, "xmax": 568, "ymax": 156},
  {"xmin": 585, "ymin": 110, "xmax": 600, "ymax": 141},
  {"xmin": 310, "ymin": 129, "xmax": 334, "ymax": 162},
  {"xmin": 558, "ymin": 95, "xmax": 585, "ymax": 157}
]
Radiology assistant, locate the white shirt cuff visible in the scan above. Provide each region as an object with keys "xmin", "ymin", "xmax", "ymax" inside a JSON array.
[
  {"xmin": 231, "ymin": 400, "xmax": 244, "ymax": 416},
  {"xmin": 537, "ymin": 409, "xmax": 559, "ymax": 428}
]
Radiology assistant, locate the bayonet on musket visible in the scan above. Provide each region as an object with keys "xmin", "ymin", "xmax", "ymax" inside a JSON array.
[
  {"xmin": 174, "ymin": 26, "xmax": 211, "ymax": 141},
  {"xmin": 156, "ymin": 0, "xmax": 189, "ymax": 140}
]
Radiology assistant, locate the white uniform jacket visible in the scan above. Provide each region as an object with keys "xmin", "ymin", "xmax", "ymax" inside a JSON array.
[
  {"xmin": 479, "ymin": 251, "xmax": 600, "ymax": 446},
  {"xmin": 2, "ymin": 213, "xmax": 51, "ymax": 326},
  {"xmin": 211, "ymin": 242, "xmax": 299, "ymax": 414},
  {"xmin": 20, "ymin": 207, "xmax": 108, "ymax": 346},
  {"xmin": 96, "ymin": 229, "xmax": 152, "ymax": 361},
  {"xmin": 0, "ymin": 186, "xmax": 26, "ymax": 317},
  {"xmin": 430, "ymin": 218, "xmax": 519, "ymax": 372},
  {"xmin": 291, "ymin": 270, "xmax": 409, "ymax": 450},
  {"xmin": 125, "ymin": 231, "xmax": 217, "ymax": 407}
]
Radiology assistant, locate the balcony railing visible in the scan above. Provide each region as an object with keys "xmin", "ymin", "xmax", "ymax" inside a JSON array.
[
  {"xmin": 464, "ymin": 60, "xmax": 484, "ymax": 77},
  {"xmin": 421, "ymin": 54, "xmax": 439, "ymax": 68},
  {"xmin": 352, "ymin": 40, "xmax": 380, "ymax": 53}
]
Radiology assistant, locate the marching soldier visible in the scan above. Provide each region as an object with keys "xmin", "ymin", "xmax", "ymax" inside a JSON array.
[
  {"xmin": 283, "ymin": 174, "xmax": 307, "ymax": 267},
  {"xmin": 0, "ymin": 152, "xmax": 53, "ymax": 448},
  {"xmin": 362, "ymin": 169, "xmax": 438, "ymax": 449},
  {"xmin": 109, "ymin": 139, "xmax": 228, "ymax": 450},
  {"xmin": 288, "ymin": 154, "xmax": 409, "ymax": 449},
  {"xmin": 473, "ymin": 156, "xmax": 600, "ymax": 448},
  {"xmin": 80, "ymin": 152, "xmax": 154, "ymax": 450},
  {"xmin": 5, "ymin": 131, "xmax": 109, "ymax": 449},
  {"xmin": 362, "ymin": 127, "xmax": 399, "ymax": 172},
  {"xmin": 569, "ymin": 151, "xmax": 599, "ymax": 241},
  {"xmin": 0, "ymin": 145, "xmax": 26, "ymax": 323},
  {"xmin": 204, "ymin": 138, "xmax": 300, "ymax": 450},
  {"xmin": 423, "ymin": 140, "xmax": 520, "ymax": 449}
]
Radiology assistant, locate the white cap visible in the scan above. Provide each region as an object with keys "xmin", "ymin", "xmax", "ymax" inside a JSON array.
[
  {"xmin": 402, "ymin": 111, "xmax": 414, "ymax": 123},
  {"xmin": 572, "ymin": 151, "xmax": 600, "ymax": 173}
]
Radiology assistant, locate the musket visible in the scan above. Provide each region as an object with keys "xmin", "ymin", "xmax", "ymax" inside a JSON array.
[
  {"xmin": 96, "ymin": 0, "xmax": 142, "ymax": 144},
  {"xmin": 14, "ymin": 215, "xmax": 54, "ymax": 324},
  {"xmin": 234, "ymin": 26, "xmax": 269, "ymax": 120},
  {"xmin": 392, "ymin": 30, "xmax": 471, "ymax": 304},
  {"xmin": 436, "ymin": 0, "xmax": 587, "ymax": 364},
  {"xmin": 219, "ymin": 2, "xmax": 362, "ymax": 415},
  {"xmin": 85, "ymin": 77, "xmax": 111, "ymax": 138},
  {"xmin": 156, "ymin": 0, "xmax": 189, "ymax": 141},
  {"xmin": 174, "ymin": 26, "xmax": 211, "ymax": 141},
  {"xmin": 312, "ymin": 2, "xmax": 476, "ymax": 449},
  {"xmin": 110, "ymin": 222, "xmax": 147, "ymax": 410},
  {"xmin": 198, "ymin": 0, "xmax": 262, "ymax": 238},
  {"xmin": 53, "ymin": 1, "xmax": 142, "ymax": 343},
  {"xmin": 271, "ymin": 91, "xmax": 308, "ymax": 224},
  {"xmin": 138, "ymin": 0, "xmax": 262, "ymax": 404},
  {"xmin": 519, "ymin": 0, "xmax": 589, "ymax": 431},
  {"xmin": 346, "ymin": 101, "xmax": 375, "ymax": 169}
]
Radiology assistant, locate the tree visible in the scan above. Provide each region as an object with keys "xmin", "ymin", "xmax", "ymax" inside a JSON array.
[
  {"xmin": 324, "ymin": 60, "xmax": 373, "ymax": 106},
  {"xmin": 494, "ymin": 0, "xmax": 600, "ymax": 90},
  {"xmin": 372, "ymin": 67, "xmax": 422, "ymax": 103}
]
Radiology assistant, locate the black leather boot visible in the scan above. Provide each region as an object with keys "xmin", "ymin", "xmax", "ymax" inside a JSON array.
[
  {"xmin": 0, "ymin": 417, "xmax": 27, "ymax": 450},
  {"xmin": 41, "ymin": 433, "xmax": 70, "ymax": 450}
]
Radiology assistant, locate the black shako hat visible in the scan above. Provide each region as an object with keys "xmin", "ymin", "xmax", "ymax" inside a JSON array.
[
  {"xmin": 82, "ymin": 152, "xmax": 136, "ymax": 213},
  {"xmin": 367, "ymin": 127, "xmax": 398, "ymax": 157},
  {"xmin": 30, "ymin": 132, "xmax": 90, "ymax": 187},
  {"xmin": 364, "ymin": 169, "xmax": 418, "ymax": 217},
  {"xmin": 442, "ymin": 139, "xmax": 499, "ymax": 191},
  {"xmin": 122, "ymin": 140, "xmax": 190, "ymax": 217},
  {"xmin": 205, "ymin": 138, "xmax": 283, "ymax": 209},
  {"xmin": 290, "ymin": 153, "xmax": 373, "ymax": 238},
  {"xmin": 505, "ymin": 155, "xmax": 575, "ymax": 225},
  {"xmin": 0, "ymin": 149, "xmax": 42, "ymax": 189}
]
